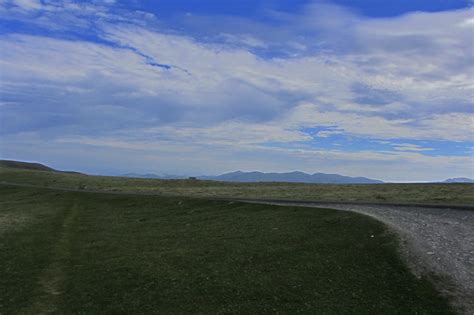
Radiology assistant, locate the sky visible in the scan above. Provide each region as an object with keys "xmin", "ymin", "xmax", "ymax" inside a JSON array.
[{"xmin": 0, "ymin": 0, "xmax": 473, "ymax": 181}]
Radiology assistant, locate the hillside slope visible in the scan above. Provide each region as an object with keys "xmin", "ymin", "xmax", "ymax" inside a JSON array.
[
  {"xmin": 0, "ymin": 160, "xmax": 81, "ymax": 174},
  {"xmin": 0, "ymin": 160, "xmax": 56, "ymax": 172}
]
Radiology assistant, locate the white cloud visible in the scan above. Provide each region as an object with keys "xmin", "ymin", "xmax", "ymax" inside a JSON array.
[
  {"xmin": 2, "ymin": 10, "xmax": 473, "ymax": 143},
  {"xmin": 0, "ymin": 2, "xmax": 473, "ymax": 180},
  {"xmin": 459, "ymin": 17, "xmax": 474, "ymax": 27},
  {"xmin": 12, "ymin": 0, "xmax": 42, "ymax": 10},
  {"xmin": 392, "ymin": 143, "xmax": 434, "ymax": 152}
]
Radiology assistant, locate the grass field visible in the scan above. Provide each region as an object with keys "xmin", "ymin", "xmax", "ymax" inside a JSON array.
[
  {"xmin": 1, "ymin": 165, "xmax": 473, "ymax": 205},
  {"xmin": 0, "ymin": 184, "xmax": 454, "ymax": 313}
]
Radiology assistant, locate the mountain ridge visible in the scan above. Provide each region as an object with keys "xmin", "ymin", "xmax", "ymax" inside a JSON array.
[
  {"xmin": 2, "ymin": 160, "xmax": 472, "ymax": 184},
  {"xmin": 199, "ymin": 170, "xmax": 384, "ymax": 184},
  {"xmin": 443, "ymin": 177, "xmax": 474, "ymax": 183}
]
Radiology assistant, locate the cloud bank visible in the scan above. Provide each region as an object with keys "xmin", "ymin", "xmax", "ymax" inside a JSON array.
[{"xmin": 0, "ymin": 0, "xmax": 473, "ymax": 181}]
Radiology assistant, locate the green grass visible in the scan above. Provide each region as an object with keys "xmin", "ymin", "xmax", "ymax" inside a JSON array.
[
  {"xmin": 1, "ymin": 165, "xmax": 473, "ymax": 205},
  {"xmin": 0, "ymin": 184, "xmax": 454, "ymax": 313}
]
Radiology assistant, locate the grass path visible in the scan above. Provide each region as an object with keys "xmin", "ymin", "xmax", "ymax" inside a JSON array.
[
  {"xmin": 23, "ymin": 201, "xmax": 79, "ymax": 314},
  {"xmin": 0, "ymin": 186, "xmax": 69, "ymax": 312}
]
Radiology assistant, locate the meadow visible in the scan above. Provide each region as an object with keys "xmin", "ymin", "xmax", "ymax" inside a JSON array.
[
  {"xmin": 2, "ymin": 162, "xmax": 472, "ymax": 313},
  {"xmin": 0, "ymin": 184, "xmax": 453, "ymax": 313},
  {"xmin": 1, "ymin": 165, "xmax": 473, "ymax": 205}
]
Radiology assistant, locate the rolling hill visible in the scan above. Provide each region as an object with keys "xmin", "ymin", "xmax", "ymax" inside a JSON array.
[
  {"xmin": 0, "ymin": 160, "xmax": 56, "ymax": 172},
  {"xmin": 0, "ymin": 160, "xmax": 81, "ymax": 174}
]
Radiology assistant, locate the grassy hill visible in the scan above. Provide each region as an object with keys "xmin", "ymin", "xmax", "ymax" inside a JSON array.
[
  {"xmin": 0, "ymin": 160, "xmax": 81, "ymax": 174},
  {"xmin": 0, "ymin": 162, "xmax": 473, "ymax": 205},
  {"xmin": 0, "ymin": 160, "xmax": 57, "ymax": 172},
  {"xmin": 0, "ymin": 184, "xmax": 453, "ymax": 313}
]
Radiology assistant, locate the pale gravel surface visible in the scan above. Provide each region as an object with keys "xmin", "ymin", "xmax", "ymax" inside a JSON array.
[{"xmin": 243, "ymin": 201, "xmax": 474, "ymax": 314}]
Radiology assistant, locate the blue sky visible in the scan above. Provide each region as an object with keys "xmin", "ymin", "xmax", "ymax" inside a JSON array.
[{"xmin": 0, "ymin": 0, "xmax": 473, "ymax": 181}]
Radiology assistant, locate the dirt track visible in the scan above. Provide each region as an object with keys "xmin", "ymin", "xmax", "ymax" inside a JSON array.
[{"xmin": 242, "ymin": 200, "xmax": 474, "ymax": 314}]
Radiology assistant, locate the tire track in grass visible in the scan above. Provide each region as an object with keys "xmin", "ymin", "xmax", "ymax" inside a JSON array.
[{"xmin": 22, "ymin": 200, "xmax": 80, "ymax": 314}]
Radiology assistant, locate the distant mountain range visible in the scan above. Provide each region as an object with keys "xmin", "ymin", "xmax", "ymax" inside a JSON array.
[
  {"xmin": 122, "ymin": 171, "xmax": 474, "ymax": 184},
  {"xmin": 199, "ymin": 171, "xmax": 384, "ymax": 184},
  {"xmin": 443, "ymin": 177, "xmax": 474, "ymax": 183},
  {"xmin": 2, "ymin": 160, "xmax": 472, "ymax": 184},
  {"xmin": 122, "ymin": 170, "xmax": 384, "ymax": 184}
]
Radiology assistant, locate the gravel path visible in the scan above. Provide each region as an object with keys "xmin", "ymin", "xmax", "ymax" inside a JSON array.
[{"xmin": 243, "ymin": 201, "xmax": 474, "ymax": 314}]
